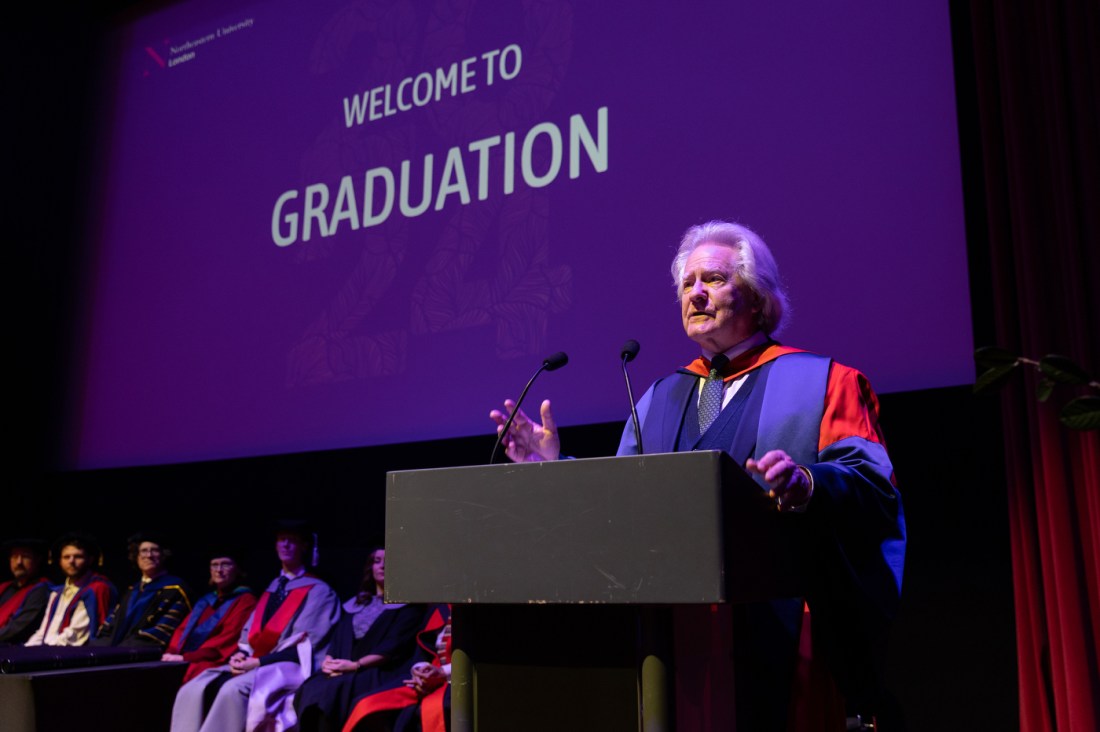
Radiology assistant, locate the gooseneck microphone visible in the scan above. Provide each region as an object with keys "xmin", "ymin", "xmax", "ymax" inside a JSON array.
[
  {"xmin": 620, "ymin": 339, "xmax": 644, "ymax": 454},
  {"xmin": 542, "ymin": 351, "xmax": 569, "ymax": 372},
  {"xmin": 490, "ymin": 351, "xmax": 569, "ymax": 464}
]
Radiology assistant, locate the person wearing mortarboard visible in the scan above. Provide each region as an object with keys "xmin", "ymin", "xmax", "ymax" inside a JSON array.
[
  {"xmin": 162, "ymin": 545, "xmax": 258, "ymax": 684},
  {"xmin": 0, "ymin": 538, "xmax": 50, "ymax": 645},
  {"xmin": 92, "ymin": 531, "xmax": 192, "ymax": 648},
  {"xmin": 171, "ymin": 519, "xmax": 340, "ymax": 732}
]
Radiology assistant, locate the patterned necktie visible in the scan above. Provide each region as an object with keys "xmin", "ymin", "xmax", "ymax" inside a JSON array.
[
  {"xmin": 264, "ymin": 575, "xmax": 290, "ymax": 624},
  {"xmin": 273, "ymin": 575, "xmax": 289, "ymax": 606},
  {"xmin": 698, "ymin": 354, "xmax": 729, "ymax": 434}
]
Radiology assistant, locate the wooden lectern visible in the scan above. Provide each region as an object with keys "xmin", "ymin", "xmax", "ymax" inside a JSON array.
[{"xmin": 385, "ymin": 450, "xmax": 806, "ymax": 731}]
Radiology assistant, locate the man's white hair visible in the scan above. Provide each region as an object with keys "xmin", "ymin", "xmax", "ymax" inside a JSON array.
[{"xmin": 671, "ymin": 220, "xmax": 790, "ymax": 335}]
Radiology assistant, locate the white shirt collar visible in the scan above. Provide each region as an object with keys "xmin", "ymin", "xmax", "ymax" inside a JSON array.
[{"xmin": 709, "ymin": 330, "xmax": 769, "ymax": 364}]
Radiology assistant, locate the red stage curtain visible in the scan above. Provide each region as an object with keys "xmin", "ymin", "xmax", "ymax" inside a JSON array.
[{"xmin": 963, "ymin": 2, "xmax": 1099, "ymax": 730}]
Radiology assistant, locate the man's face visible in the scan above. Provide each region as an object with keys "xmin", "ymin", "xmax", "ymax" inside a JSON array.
[
  {"xmin": 680, "ymin": 242, "xmax": 759, "ymax": 354},
  {"xmin": 9, "ymin": 548, "xmax": 41, "ymax": 583},
  {"xmin": 371, "ymin": 549, "xmax": 385, "ymax": 587},
  {"xmin": 136, "ymin": 541, "xmax": 164, "ymax": 577},
  {"xmin": 275, "ymin": 533, "xmax": 305, "ymax": 566},
  {"xmin": 209, "ymin": 557, "xmax": 238, "ymax": 590},
  {"xmin": 59, "ymin": 545, "xmax": 89, "ymax": 580}
]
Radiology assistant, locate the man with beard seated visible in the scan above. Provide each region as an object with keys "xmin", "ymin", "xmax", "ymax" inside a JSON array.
[
  {"xmin": 0, "ymin": 538, "xmax": 50, "ymax": 645},
  {"xmin": 25, "ymin": 533, "xmax": 116, "ymax": 647}
]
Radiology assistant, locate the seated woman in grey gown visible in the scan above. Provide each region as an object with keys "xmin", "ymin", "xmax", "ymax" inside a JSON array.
[{"xmin": 295, "ymin": 548, "xmax": 424, "ymax": 732}]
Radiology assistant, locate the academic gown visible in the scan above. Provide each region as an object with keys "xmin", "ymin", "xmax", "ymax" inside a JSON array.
[
  {"xmin": 341, "ymin": 605, "xmax": 451, "ymax": 732},
  {"xmin": 0, "ymin": 578, "xmax": 49, "ymax": 644},
  {"xmin": 32, "ymin": 572, "xmax": 117, "ymax": 645},
  {"xmin": 171, "ymin": 572, "xmax": 340, "ymax": 732},
  {"xmin": 93, "ymin": 573, "xmax": 191, "ymax": 648},
  {"xmin": 620, "ymin": 343, "xmax": 906, "ymax": 729},
  {"xmin": 295, "ymin": 600, "xmax": 425, "ymax": 732},
  {"xmin": 166, "ymin": 586, "xmax": 257, "ymax": 683}
]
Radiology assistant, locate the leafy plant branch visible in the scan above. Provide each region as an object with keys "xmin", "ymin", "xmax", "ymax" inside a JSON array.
[{"xmin": 974, "ymin": 347, "xmax": 1099, "ymax": 430}]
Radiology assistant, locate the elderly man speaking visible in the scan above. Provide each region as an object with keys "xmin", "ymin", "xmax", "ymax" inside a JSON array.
[{"xmin": 491, "ymin": 220, "xmax": 906, "ymax": 730}]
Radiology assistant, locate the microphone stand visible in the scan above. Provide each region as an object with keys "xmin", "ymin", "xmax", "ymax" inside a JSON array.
[
  {"xmin": 621, "ymin": 340, "xmax": 644, "ymax": 454},
  {"xmin": 489, "ymin": 352, "xmax": 568, "ymax": 465}
]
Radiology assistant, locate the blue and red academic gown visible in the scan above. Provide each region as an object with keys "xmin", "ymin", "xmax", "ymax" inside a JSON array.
[
  {"xmin": 0, "ymin": 578, "xmax": 49, "ymax": 644},
  {"xmin": 166, "ymin": 586, "xmax": 257, "ymax": 683},
  {"xmin": 41, "ymin": 572, "xmax": 117, "ymax": 642},
  {"xmin": 170, "ymin": 575, "xmax": 338, "ymax": 732},
  {"xmin": 619, "ymin": 342, "xmax": 906, "ymax": 728},
  {"xmin": 341, "ymin": 605, "xmax": 451, "ymax": 732}
]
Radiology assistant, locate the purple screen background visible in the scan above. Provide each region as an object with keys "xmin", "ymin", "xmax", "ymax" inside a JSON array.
[{"xmin": 72, "ymin": 0, "xmax": 971, "ymax": 469}]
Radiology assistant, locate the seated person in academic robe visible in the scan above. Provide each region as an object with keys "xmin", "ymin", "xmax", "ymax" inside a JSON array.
[
  {"xmin": 0, "ymin": 538, "xmax": 50, "ymax": 645},
  {"xmin": 295, "ymin": 548, "xmax": 425, "ymax": 732},
  {"xmin": 341, "ymin": 605, "xmax": 452, "ymax": 732},
  {"xmin": 93, "ymin": 532, "xmax": 191, "ymax": 648},
  {"xmin": 162, "ymin": 547, "xmax": 257, "ymax": 684},
  {"xmin": 170, "ymin": 520, "xmax": 341, "ymax": 732},
  {"xmin": 25, "ymin": 533, "xmax": 116, "ymax": 646}
]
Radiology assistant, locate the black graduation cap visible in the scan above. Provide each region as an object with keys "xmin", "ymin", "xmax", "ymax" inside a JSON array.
[
  {"xmin": 273, "ymin": 519, "xmax": 319, "ymax": 566},
  {"xmin": 2, "ymin": 537, "xmax": 48, "ymax": 559}
]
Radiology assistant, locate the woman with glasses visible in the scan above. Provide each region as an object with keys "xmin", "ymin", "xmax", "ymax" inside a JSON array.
[{"xmin": 162, "ymin": 548, "xmax": 257, "ymax": 684}]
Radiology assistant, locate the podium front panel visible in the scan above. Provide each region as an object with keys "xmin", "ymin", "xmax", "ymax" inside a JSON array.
[{"xmin": 386, "ymin": 451, "xmax": 804, "ymax": 604}]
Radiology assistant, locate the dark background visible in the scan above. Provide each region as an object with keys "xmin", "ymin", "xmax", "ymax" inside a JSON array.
[{"xmin": 4, "ymin": 2, "xmax": 1017, "ymax": 729}]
